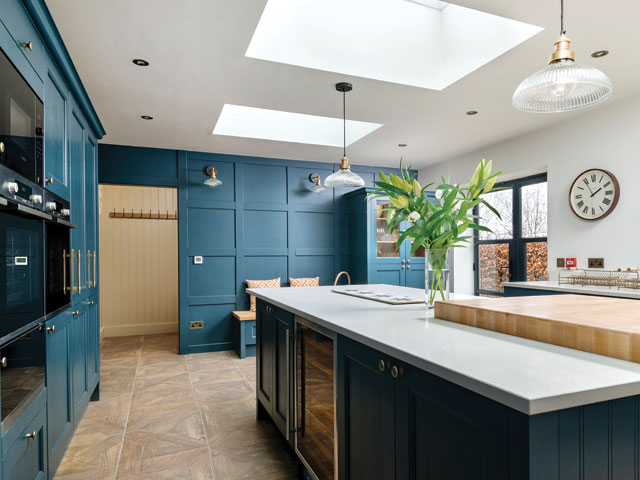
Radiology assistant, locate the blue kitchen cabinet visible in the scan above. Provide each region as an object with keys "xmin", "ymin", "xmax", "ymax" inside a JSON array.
[
  {"xmin": 68, "ymin": 102, "xmax": 87, "ymax": 304},
  {"xmin": 86, "ymin": 296, "xmax": 99, "ymax": 395},
  {"xmin": 69, "ymin": 304, "xmax": 89, "ymax": 425},
  {"xmin": 337, "ymin": 335, "xmax": 514, "ymax": 480},
  {"xmin": 44, "ymin": 311, "xmax": 73, "ymax": 476},
  {"xmin": 255, "ymin": 300, "xmax": 295, "ymax": 445},
  {"xmin": 84, "ymin": 133, "xmax": 98, "ymax": 297},
  {"xmin": 347, "ymin": 188, "xmax": 429, "ymax": 287},
  {"xmin": 2, "ymin": 388, "xmax": 48, "ymax": 480},
  {"xmin": 43, "ymin": 53, "xmax": 69, "ymax": 199}
]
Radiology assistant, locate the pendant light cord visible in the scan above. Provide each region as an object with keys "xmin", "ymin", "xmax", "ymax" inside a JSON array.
[
  {"xmin": 560, "ymin": 0, "xmax": 565, "ymax": 35},
  {"xmin": 343, "ymin": 90, "xmax": 346, "ymax": 158}
]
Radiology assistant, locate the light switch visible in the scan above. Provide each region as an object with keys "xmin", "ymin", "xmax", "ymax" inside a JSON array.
[{"xmin": 194, "ymin": 256, "xmax": 203, "ymax": 264}]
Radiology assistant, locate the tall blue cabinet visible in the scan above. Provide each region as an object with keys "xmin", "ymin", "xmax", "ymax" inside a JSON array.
[
  {"xmin": 0, "ymin": 1, "xmax": 105, "ymax": 479},
  {"xmin": 347, "ymin": 188, "xmax": 431, "ymax": 288}
]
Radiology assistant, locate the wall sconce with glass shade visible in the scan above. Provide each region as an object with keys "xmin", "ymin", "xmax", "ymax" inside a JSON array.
[
  {"xmin": 512, "ymin": 0, "xmax": 612, "ymax": 113},
  {"xmin": 204, "ymin": 166, "xmax": 222, "ymax": 188},
  {"xmin": 324, "ymin": 83, "xmax": 365, "ymax": 188},
  {"xmin": 308, "ymin": 174, "xmax": 325, "ymax": 193}
]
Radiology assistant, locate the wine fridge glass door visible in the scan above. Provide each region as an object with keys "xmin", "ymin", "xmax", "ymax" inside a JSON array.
[{"xmin": 295, "ymin": 320, "xmax": 335, "ymax": 480}]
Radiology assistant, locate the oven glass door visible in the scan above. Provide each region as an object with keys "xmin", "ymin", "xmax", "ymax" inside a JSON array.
[
  {"xmin": 0, "ymin": 49, "xmax": 43, "ymax": 185},
  {"xmin": 0, "ymin": 210, "xmax": 44, "ymax": 339},
  {"xmin": 45, "ymin": 222, "xmax": 70, "ymax": 315},
  {"xmin": 0, "ymin": 324, "xmax": 46, "ymax": 433},
  {"xmin": 296, "ymin": 322, "xmax": 335, "ymax": 480}
]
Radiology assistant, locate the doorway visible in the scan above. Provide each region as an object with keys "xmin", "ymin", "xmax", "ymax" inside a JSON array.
[
  {"xmin": 474, "ymin": 174, "xmax": 548, "ymax": 296},
  {"xmin": 98, "ymin": 185, "xmax": 178, "ymax": 338}
]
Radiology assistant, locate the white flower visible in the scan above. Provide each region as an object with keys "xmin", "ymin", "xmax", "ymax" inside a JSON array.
[
  {"xmin": 435, "ymin": 189, "xmax": 443, "ymax": 200},
  {"xmin": 408, "ymin": 211, "xmax": 421, "ymax": 223}
]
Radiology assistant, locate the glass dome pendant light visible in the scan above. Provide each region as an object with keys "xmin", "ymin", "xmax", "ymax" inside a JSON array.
[
  {"xmin": 324, "ymin": 82, "xmax": 365, "ymax": 188},
  {"xmin": 512, "ymin": 0, "xmax": 612, "ymax": 113}
]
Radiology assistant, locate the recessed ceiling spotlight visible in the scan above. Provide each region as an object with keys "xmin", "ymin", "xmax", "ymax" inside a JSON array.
[
  {"xmin": 466, "ymin": 110, "xmax": 478, "ymax": 116},
  {"xmin": 132, "ymin": 58, "xmax": 149, "ymax": 66},
  {"xmin": 398, "ymin": 144, "xmax": 407, "ymax": 147},
  {"xmin": 141, "ymin": 115, "xmax": 153, "ymax": 120},
  {"xmin": 591, "ymin": 50, "xmax": 609, "ymax": 58}
]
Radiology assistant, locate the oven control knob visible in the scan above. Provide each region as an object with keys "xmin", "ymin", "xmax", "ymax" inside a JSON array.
[
  {"xmin": 30, "ymin": 194, "xmax": 42, "ymax": 204},
  {"xmin": 61, "ymin": 208, "xmax": 70, "ymax": 217},
  {"xmin": 45, "ymin": 201, "xmax": 56, "ymax": 211},
  {"xmin": 6, "ymin": 182, "xmax": 18, "ymax": 194}
]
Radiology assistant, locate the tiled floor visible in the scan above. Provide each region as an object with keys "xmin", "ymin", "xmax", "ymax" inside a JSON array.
[{"xmin": 54, "ymin": 333, "xmax": 297, "ymax": 480}]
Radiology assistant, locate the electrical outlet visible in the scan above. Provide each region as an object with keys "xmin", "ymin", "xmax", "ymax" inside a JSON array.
[
  {"xmin": 194, "ymin": 256, "xmax": 203, "ymax": 264},
  {"xmin": 588, "ymin": 258, "xmax": 605, "ymax": 269},
  {"xmin": 189, "ymin": 321, "xmax": 204, "ymax": 330},
  {"xmin": 556, "ymin": 258, "xmax": 565, "ymax": 268}
]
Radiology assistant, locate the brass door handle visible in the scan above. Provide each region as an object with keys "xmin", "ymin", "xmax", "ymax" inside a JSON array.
[
  {"xmin": 46, "ymin": 326, "xmax": 56, "ymax": 333},
  {"xmin": 401, "ymin": 265, "xmax": 405, "ymax": 270},
  {"xmin": 25, "ymin": 431, "xmax": 37, "ymax": 440},
  {"xmin": 1, "ymin": 357, "xmax": 7, "ymax": 368},
  {"xmin": 407, "ymin": 259, "xmax": 411, "ymax": 263},
  {"xmin": 0, "ymin": 141, "xmax": 4, "ymax": 153},
  {"xmin": 87, "ymin": 251, "xmax": 92, "ymax": 288},
  {"xmin": 73, "ymin": 310, "xmax": 79, "ymax": 316},
  {"xmin": 391, "ymin": 365, "xmax": 403, "ymax": 378},
  {"xmin": 407, "ymin": 265, "xmax": 411, "ymax": 269},
  {"xmin": 77, "ymin": 250, "xmax": 82, "ymax": 293},
  {"xmin": 378, "ymin": 360, "xmax": 386, "ymax": 372},
  {"xmin": 22, "ymin": 41, "xmax": 33, "ymax": 50},
  {"xmin": 93, "ymin": 250, "xmax": 97, "ymax": 288},
  {"xmin": 45, "ymin": 177, "xmax": 54, "ymax": 184},
  {"xmin": 88, "ymin": 301, "xmax": 94, "ymax": 306},
  {"xmin": 401, "ymin": 259, "xmax": 405, "ymax": 264}
]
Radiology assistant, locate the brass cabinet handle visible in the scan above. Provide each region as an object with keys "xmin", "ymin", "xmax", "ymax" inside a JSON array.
[
  {"xmin": 378, "ymin": 360, "xmax": 386, "ymax": 372},
  {"xmin": 391, "ymin": 365, "xmax": 403, "ymax": 378},
  {"xmin": 93, "ymin": 250, "xmax": 97, "ymax": 287},
  {"xmin": 407, "ymin": 265, "xmax": 411, "ymax": 269},
  {"xmin": 407, "ymin": 259, "xmax": 411, "ymax": 264},
  {"xmin": 68, "ymin": 250, "xmax": 77, "ymax": 293},
  {"xmin": 401, "ymin": 265, "xmax": 405, "ymax": 270},
  {"xmin": 46, "ymin": 326, "xmax": 56, "ymax": 333},
  {"xmin": 25, "ymin": 431, "xmax": 37, "ymax": 440},
  {"xmin": 401, "ymin": 259, "xmax": 405, "ymax": 264},
  {"xmin": 87, "ymin": 251, "xmax": 92, "ymax": 288},
  {"xmin": 88, "ymin": 301, "xmax": 94, "ymax": 306},
  {"xmin": 77, "ymin": 250, "xmax": 82, "ymax": 293},
  {"xmin": 45, "ymin": 177, "xmax": 54, "ymax": 184},
  {"xmin": 1, "ymin": 357, "xmax": 7, "ymax": 368},
  {"xmin": 0, "ymin": 141, "xmax": 4, "ymax": 153},
  {"xmin": 22, "ymin": 41, "xmax": 33, "ymax": 50},
  {"xmin": 73, "ymin": 310, "xmax": 79, "ymax": 316}
]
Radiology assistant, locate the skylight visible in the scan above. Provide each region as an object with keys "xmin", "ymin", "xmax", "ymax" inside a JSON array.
[
  {"xmin": 212, "ymin": 104, "xmax": 383, "ymax": 146},
  {"xmin": 246, "ymin": 0, "xmax": 543, "ymax": 90}
]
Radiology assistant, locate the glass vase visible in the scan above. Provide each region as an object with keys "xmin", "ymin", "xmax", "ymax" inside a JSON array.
[{"xmin": 425, "ymin": 249, "xmax": 450, "ymax": 308}]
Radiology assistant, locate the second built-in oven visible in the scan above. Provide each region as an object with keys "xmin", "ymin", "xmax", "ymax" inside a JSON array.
[
  {"xmin": 295, "ymin": 316, "xmax": 336, "ymax": 480},
  {"xmin": 44, "ymin": 191, "xmax": 74, "ymax": 316}
]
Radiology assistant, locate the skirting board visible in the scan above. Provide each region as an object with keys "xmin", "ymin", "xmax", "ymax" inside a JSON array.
[{"xmin": 102, "ymin": 322, "xmax": 178, "ymax": 338}]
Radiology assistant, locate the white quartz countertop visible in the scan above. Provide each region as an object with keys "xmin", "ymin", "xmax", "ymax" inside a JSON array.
[
  {"xmin": 503, "ymin": 280, "xmax": 640, "ymax": 300},
  {"xmin": 247, "ymin": 284, "xmax": 640, "ymax": 415}
]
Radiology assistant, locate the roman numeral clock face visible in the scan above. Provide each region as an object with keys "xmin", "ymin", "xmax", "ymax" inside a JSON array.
[{"xmin": 569, "ymin": 169, "xmax": 620, "ymax": 220}]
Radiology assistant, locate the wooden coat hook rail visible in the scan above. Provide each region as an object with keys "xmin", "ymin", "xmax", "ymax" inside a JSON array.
[{"xmin": 109, "ymin": 208, "xmax": 178, "ymax": 220}]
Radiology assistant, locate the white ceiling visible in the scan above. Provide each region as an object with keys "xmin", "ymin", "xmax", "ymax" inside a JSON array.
[{"xmin": 46, "ymin": 0, "xmax": 640, "ymax": 169}]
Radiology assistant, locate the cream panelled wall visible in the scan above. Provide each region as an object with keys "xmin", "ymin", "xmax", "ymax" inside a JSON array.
[{"xmin": 98, "ymin": 185, "xmax": 178, "ymax": 337}]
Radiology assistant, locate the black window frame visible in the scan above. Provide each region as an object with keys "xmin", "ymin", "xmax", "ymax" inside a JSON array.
[{"xmin": 473, "ymin": 173, "xmax": 548, "ymax": 296}]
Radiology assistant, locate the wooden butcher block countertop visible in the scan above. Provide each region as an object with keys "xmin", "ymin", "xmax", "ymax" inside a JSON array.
[{"xmin": 435, "ymin": 294, "xmax": 640, "ymax": 364}]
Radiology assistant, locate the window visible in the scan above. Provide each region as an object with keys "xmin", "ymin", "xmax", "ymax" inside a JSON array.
[{"xmin": 474, "ymin": 174, "xmax": 547, "ymax": 296}]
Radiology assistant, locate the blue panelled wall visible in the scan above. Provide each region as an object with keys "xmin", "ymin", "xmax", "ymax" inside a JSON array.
[{"xmin": 99, "ymin": 144, "xmax": 405, "ymax": 354}]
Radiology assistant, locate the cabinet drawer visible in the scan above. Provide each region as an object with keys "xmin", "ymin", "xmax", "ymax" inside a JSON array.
[
  {"xmin": 244, "ymin": 321, "xmax": 256, "ymax": 346},
  {"xmin": 2, "ymin": 388, "xmax": 47, "ymax": 480},
  {"xmin": 0, "ymin": 0, "xmax": 45, "ymax": 82}
]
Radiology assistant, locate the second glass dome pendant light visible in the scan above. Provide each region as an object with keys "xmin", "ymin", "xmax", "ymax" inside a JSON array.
[
  {"xmin": 324, "ymin": 82, "xmax": 365, "ymax": 188},
  {"xmin": 512, "ymin": 0, "xmax": 612, "ymax": 113}
]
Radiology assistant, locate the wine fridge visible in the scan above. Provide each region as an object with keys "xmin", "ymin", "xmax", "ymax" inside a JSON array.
[{"xmin": 295, "ymin": 316, "xmax": 336, "ymax": 480}]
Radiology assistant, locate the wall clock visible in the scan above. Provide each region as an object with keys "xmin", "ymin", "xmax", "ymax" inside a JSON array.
[{"xmin": 569, "ymin": 169, "xmax": 620, "ymax": 220}]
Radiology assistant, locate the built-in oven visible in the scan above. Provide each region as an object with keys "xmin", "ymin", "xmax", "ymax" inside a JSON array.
[
  {"xmin": 0, "ymin": 47, "xmax": 44, "ymax": 185},
  {"xmin": 0, "ymin": 164, "xmax": 50, "ymax": 343},
  {"xmin": 0, "ymin": 324, "xmax": 46, "ymax": 434},
  {"xmin": 44, "ymin": 191, "xmax": 74, "ymax": 316},
  {"xmin": 295, "ymin": 316, "xmax": 336, "ymax": 480}
]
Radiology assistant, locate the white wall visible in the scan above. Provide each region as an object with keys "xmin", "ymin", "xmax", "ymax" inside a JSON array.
[{"xmin": 419, "ymin": 94, "xmax": 640, "ymax": 295}]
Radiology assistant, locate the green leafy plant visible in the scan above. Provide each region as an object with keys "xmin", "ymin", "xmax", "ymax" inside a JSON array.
[{"xmin": 369, "ymin": 159, "xmax": 503, "ymax": 305}]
